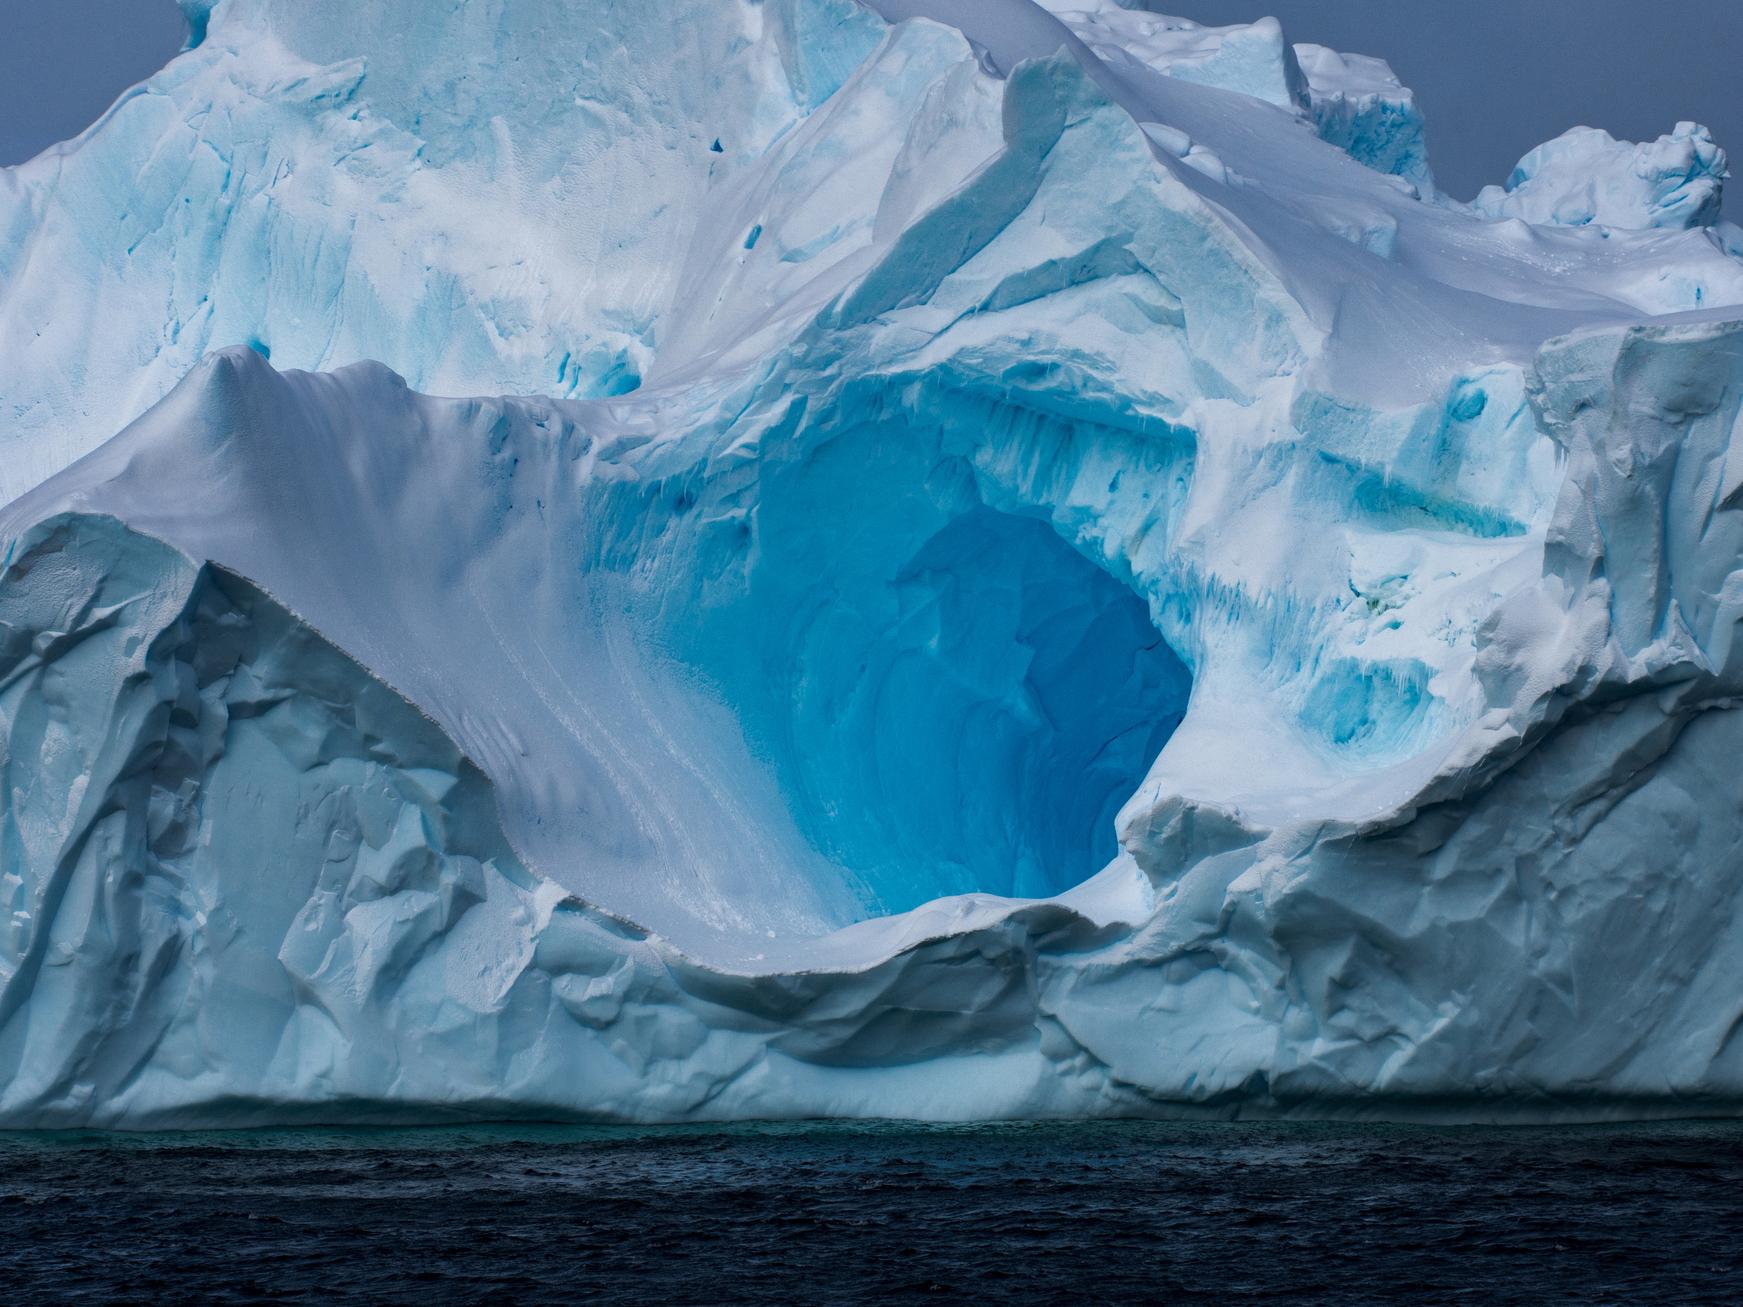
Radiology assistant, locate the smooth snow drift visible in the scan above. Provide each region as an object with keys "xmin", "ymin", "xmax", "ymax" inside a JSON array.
[{"xmin": 1, "ymin": 0, "xmax": 1742, "ymax": 1125}]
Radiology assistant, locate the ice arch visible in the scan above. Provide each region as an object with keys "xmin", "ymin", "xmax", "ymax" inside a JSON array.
[{"xmin": 651, "ymin": 413, "xmax": 1194, "ymax": 920}]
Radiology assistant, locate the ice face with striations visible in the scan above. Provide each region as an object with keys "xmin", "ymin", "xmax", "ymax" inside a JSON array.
[{"xmin": 2, "ymin": 0, "xmax": 1743, "ymax": 1126}]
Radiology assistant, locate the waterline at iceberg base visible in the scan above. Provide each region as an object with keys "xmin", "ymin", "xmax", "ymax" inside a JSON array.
[{"xmin": 2, "ymin": 0, "xmax": 1743, "ymax": 1127}]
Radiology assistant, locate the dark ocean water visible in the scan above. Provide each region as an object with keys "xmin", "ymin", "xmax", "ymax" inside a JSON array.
[{"xmin": 2, "ymin": 1119, "xmax": 1740, "ymax": 1304}]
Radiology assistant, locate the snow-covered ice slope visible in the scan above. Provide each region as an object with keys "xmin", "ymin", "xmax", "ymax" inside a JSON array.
[{"xmin": 2, "ymin": 0, "xmax": 1743, "ymax": 1125}]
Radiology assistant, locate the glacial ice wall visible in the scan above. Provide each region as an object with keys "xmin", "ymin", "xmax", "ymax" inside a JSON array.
[{"xmin": 2, "ymin": 0, "xmax": 1743, "ymax": 1125}]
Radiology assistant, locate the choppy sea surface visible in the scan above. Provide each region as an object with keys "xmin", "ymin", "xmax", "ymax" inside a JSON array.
[{"xmin": 2, "ymin": 1120, "xmax": 1740, "ymax": 1303}]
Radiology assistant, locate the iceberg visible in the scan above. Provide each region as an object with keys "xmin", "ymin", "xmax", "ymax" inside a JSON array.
[
  {"xmin": 1474, "ymin": 122, "xmax": 1728, "ymax": 232},
  {"xmin": 1, "ymin": 0, "xmax": 1742, "ymax": 1125}
]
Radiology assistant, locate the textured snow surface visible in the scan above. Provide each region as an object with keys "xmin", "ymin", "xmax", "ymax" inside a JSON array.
[{"xmin": 2, "ymin": 0, "xmax": 1743, "ymax": 1125}]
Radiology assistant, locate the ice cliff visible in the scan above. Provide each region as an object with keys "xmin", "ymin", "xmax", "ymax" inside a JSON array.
[{"xmin": 2, "ymin": 0, "xmax": 1742, "ymax": 1126}]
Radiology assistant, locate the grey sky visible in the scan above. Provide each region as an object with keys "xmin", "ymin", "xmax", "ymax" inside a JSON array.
[
  {"xmin": 0, "ymin": 0, "xmax": 187, "ymax": 167},
  {"xmin": 2, "ymin": 0, "xmax": 1739, "ymax": 206}
]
